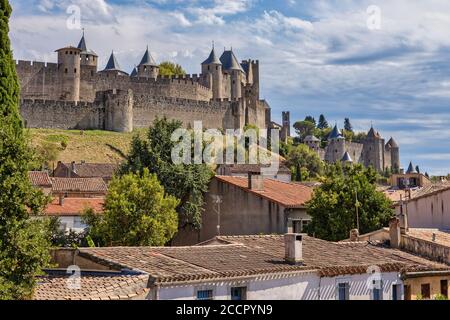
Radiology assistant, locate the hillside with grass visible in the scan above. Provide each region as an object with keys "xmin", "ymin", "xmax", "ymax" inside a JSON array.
[{"xmin": 29, "ymin": 129, "xmax": 145, "ymax": 166}]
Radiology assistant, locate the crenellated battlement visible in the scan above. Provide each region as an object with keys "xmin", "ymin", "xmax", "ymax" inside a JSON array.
[
  {"xmin": 16, "ymin": 38, "xmax": 265, "ymax": 132},
  {"xmin": 16, "ymin": 60, "xmax": 58, "ymax": 71}
]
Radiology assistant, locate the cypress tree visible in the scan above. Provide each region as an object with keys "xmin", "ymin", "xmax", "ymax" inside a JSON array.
[
  {"xmin": 317, "ymin": 114, "xmax": 329, "ymax": 129},
  {"xmin": 0, "ymin": 0, "xmax": 50, "ymax": 299}
]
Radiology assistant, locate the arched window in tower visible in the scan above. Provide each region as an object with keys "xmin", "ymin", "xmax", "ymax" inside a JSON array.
[
  {"xmin": 64, "ymin": 68, "xmax": 68, "ymax": 74},
  {"xmin": 74, "ymin": 68, "xmax": 77, "ymax": 74},
  {"xmin": 208, "ymin": 66, "xmax": 210, "ymax": 70}
]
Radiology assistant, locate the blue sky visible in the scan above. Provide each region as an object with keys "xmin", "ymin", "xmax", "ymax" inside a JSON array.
[{"xmin": 9, "ymin": 0, "xmax": 450, "ymax": 175}]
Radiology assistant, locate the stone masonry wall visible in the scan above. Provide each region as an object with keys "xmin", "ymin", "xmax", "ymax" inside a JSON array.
[
  {"xmin": 20, "ymin": 91, "xmax": 241, "ymax": 131},
  {"xmin": 132, "ymin": 95, "xmax": 240, "ymax": 130},
  {"xmin": 20, "ymin": 99, "xmax": 104, "ymax": 130}
]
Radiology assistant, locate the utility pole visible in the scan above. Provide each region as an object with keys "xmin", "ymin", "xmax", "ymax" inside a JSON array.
[
  {"xmin": 211, "ymin": 195, "xmax": 223, "ymax": 236},
  {"xmin": 355, "ymin": 188, "xmax": 360, "ymax": 232}
]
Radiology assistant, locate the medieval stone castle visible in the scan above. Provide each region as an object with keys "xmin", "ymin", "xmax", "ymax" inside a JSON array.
[
  {"xmin": 304, "ymin": 124, "xmax": 400, "ymax": 173},
  {"xmin": 17, "ymin": 34, "xmax": 270, "ymax": 132},
  {"xmin": 16, "ymin": 33, "xmax": 400, "ymax": 172}
]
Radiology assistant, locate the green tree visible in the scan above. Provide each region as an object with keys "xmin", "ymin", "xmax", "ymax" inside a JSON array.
[
  {"xmin": 0, "ymin": 0, "xmax": 51, "ymax": 299},
  {"xmin": 293, "ymin": 120, "xmax": 316, "ymax": 142},
  {"xmin": 306, "ymin": 163, "xmax": 394, "ymax": 241},
  {"xmin": 120, "ymin": 117, "xmax": 213, "ymax": 230},
  {"xmin": 304, "ymin": 116, "xmax": 316, "ymax": 126},
  {"xmin": 344, "ymin": 118, "xmax": 353, "ymax": 132},
  {"xmin": 158, "ymin": 61, "xmax": 186, "ymax": 77},
  {"xmin": 287, "ymin": 144, "xmax": 323, "ymax": 181},
  {"xmin": 83, "ymin": 169, "xmax": 179, "ymax": 246},
  {"xmin": 317, "ymin": 114, "xmax": 329, "ymax": 129}
]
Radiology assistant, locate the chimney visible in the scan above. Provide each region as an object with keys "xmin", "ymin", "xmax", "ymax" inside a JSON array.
[
  {"xmin": 59, "ymin": 194, "xmax": 65, "ymax": 206},
  {"xmin": 349, "ymin": 229, "xmax": 359, "ymax": 242},
  {"xmin": 432, "ymin": 233, "xmax": 437, "ymax": 242},
  {"xmin": 284, "ymin": 233, "xmax": 303, "ymax": 265},
  {"xmin": 389, "ymin": 217, "xmax": 401, "ymax": 249},
  {"xmin": 248, "ymin": 171, "xmax": 264, "ymax": 191}
]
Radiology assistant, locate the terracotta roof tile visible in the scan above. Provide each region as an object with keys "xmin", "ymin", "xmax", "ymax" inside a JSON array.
[
  {"xmin": 34, "ymin": 271, "xmax": 149, "ymax": 300},
  {"xmin": 51, "ymin": 177, "xmax": 108, "ymax": 193},
  {"xmin": 29, "ymin": 171, "xmax": 52, "ymax": 187},
  {"xmin": 215, "ymin": 176, "xmax": 312, "ymax": 208},
  {"xmin": 58, "ymin": 162, "xmax": 118, "ymax": 179},
  {"xmin": 77, "ymin": 235, "xmax": 449, "ymax": 284},
  {"xmin": 44, "ymin": 197, "xmax": 104, "ymax": 216},
  {"xmin": 405, "ymin": 229, "xmax": 450, "ymax": 247}
]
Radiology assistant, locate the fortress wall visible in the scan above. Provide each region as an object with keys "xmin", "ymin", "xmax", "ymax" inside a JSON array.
[
  {"xmin": 16, "ymin": 60, "xmax": 60, "ymax": 100},
  {"xmin": 20, "ymin": 99, "xmax": 103, "ymax": 130},
  {"xmin": 132, "ymin": 95, "xmax": 236, "ymax": 129},
  {"xmin": 345, "ymin": 142, "xmax": 364, "ymax": 164},
  {"xmin": 79, "ymin": 72, "xmax": 213, "ymax": 102}
]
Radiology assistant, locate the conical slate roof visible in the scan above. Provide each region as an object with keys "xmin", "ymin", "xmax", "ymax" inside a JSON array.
[
  {"xmin": 202, "ymin": 47, "xmax": 221, "ymax": 65},
  {"xmin": 406, "ymin": 162, "xmax": 417, "ymax": 174},
  {"xmin": 220, "ymin": 50, "xmax": 244, "ymax": 72},
  {"xmin": 367, "ymin": 127, "xmax": 377, "ymax": 138},
  {"xmin": 77, "ymin": 33, "xmax": 97, "ymax": 56},
  {"xmin": 341, "ymin": 151, "xmax": 353, "ymax": 163},
  {"xmin": 386, "ymin": 137, "xmax": 398, "ymax": 148},
  {"xmin": 139, "ymin": 46, "xmax": 158, "ymax": 67},
  {"xmin": 328, "ymin": 125, "xmax": 344, "ymax": 140},
  {"xmin": 104, "ymin": 51, "xmax": 122, "ymax": 71},
  {"xmin": 77, "ymin": 35, "xmax": 87, "ymax": 52},
  {"xmin": 130, "ymin": 66, "xmax": 138, "ymax": 77}
]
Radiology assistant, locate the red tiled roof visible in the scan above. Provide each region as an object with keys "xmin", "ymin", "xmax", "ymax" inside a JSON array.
[
  {"xmin": 51, "ymin": 177, "xmax": 107, "ymax": 193},
  {"xmin": 222, "ymin": 163, "xmax": 291, "ymax": 174},
  {"xmin": 44, "ymin": 197, "xmax": 104, "ymax": 216},
  {"xmin": 215, "ymin": 175, "xmax": 312, "ymax": 208},
  {"xmin": 34, "ymin": 271, "xmax": 149, "ymax": 300},
  {"xmin": 58, "ymin": 162, "xmax": 118, "ymax": 179},
  {"xmin": 76, "ymin": 235, "xmax": 449, "ymax": 284},
  {"xmin": 29, "ymin": 171, "xmax": 52, "ymax": 187}
]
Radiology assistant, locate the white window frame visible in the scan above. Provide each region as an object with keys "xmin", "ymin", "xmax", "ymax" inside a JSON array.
[
  {"xmin": 195, "ymin": 286, "xmax": 215, "ymax": 301},
  {"xmin": 371, "ymin": 279, "xmax": 383, "ymax": 300},
  {"xmin": 336, "ymin": 278, "xmax": 350, "ymax": 300}
]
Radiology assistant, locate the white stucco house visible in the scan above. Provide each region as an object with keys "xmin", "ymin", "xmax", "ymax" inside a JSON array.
[{"xmin": 38, "ymin": 234, "xmax": 449, "ymax": 300}]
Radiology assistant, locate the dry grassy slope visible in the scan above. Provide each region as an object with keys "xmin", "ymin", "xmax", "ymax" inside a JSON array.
[{"xmin": 29, "ymin": 129, "xmax": 146, "ymax": 165}]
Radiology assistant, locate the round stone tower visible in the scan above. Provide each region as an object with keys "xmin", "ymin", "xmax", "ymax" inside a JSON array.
[
  {"xmin": 220, "ymin": 49, "xmax": 244, "ymax": 100},
  {"xmin": 77, "ymin": 33, "xmax": 98, "ymax": 71},
  {"xmin": 325, "ymin": 125, "xmax": 346, "ymax": 163},
  {"xmin": 201, "ymin": 46, "xmax": 223, "ymax": 99},
  {"xmin": 136, "ymin": 46, "xmax": 159, "ymax": 79},
  {"xmin": 387, "ymin": 137, "xmax": 400, "ymax": 173},
  {"xmin": 56, "ymin": 46, "xmax": 81, "ymax": 101}
]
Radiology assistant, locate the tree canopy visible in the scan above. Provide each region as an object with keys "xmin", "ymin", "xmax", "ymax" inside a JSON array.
[
  {"xmin": 120, "ymin": 117, "xmax": 213, "ymax": 230},
  {"xmin": 0, "ymin": 0, "xmax": 51, "ymax": 299},
  {"xmin": 158, "ymin": 61, "xmax": 186, "ymax": 77},
  {"xmin": 83, "ymin": 169, "xmax": 179, "ymax": 246},
  {"xmin": 317, "ymin": 114, "xmax": 329, "ymax": 129},
  {"xmin": 293, "ymin": 121, "xmax": 316, "ymax": 142},
  {"xmin": 287, "ymin": 144, "xmax": 324, "ymax": 181},
  {"xmin": 306, "ymin": 163, "xmax": 394, "ymax": 241}
]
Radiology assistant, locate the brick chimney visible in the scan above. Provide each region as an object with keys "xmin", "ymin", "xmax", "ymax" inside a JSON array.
[
  {"xmin": 389, "ymin": 217, "xmax": 401, "ymax": 249},
  {"xmin": 248, "ymin": 171, "xmax": 264, "ymax": 191},
  {"xmin": 59, "ymin": 194, "xmax": 65, "ymax": 206},
  {"xmin": 349, "ymin": 229, "xmax": 359, "ymax": 242},
  {"xmin": 284, "ymin": 233, "xmax": 303, "ymax": 265}
]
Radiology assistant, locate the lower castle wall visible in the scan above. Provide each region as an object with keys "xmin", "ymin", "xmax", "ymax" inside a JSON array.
[
  {"xmin": 20, "ymin": 99, "xmax": 103, "ymax": 130},
  {"xmin": 132, "ymin": 95, "xmax": 237, "ymax": 130},
  {"xmin": 19, "ymin": 93, "xmax": 241, "ymax": 132},
  {"xmin": 345, "ymin": 142, "xmax": 364, "ymax": 164}
]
